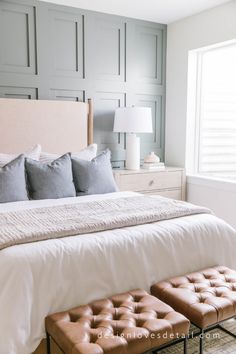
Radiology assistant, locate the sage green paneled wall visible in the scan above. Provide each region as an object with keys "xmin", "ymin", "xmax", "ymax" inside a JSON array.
[{"xmin": 0, "ymin": 0, "xmax": 166, "ymax": 166}]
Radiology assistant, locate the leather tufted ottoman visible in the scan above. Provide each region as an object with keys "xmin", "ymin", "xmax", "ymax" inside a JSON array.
[
  {"xmin": 151, "ymin": 266, "xmax": 236, "ymax": 354},
  {"xmin": 45, "ymin": 289, "xmax": 189, "ymax": 354}
]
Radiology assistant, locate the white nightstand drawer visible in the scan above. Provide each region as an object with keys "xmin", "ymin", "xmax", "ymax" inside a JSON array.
[
  {"xmin": 143, "ymin": 189, "xmax": 182, "ymax": 200},
  {"xmin": 113, "ymin": 167, "xmax": 186, "ymax": 200},
  {"xmin": 118, "ymin": 171, "xmax": 182, "ymax": 192}
]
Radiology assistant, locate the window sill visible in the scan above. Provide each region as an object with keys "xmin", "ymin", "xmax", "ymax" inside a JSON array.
[{"xmin": 187, "ymin": 174, "xmax": 236, "ymax": 193}]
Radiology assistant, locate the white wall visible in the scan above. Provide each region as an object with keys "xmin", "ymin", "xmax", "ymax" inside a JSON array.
[
  {"xmin": 187, "ymin": 176, "xmax": 236, "ymax": 228},
  {"xmin": 165, "ymin": 0, "xmax": 236, "ymax": 226}
]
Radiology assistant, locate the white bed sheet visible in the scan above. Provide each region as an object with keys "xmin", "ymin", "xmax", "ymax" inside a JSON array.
[{"xmin": 0, "ymin": 191, "xmax": 236, "ymax": 354}]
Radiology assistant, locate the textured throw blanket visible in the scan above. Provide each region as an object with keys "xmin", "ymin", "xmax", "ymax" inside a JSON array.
[{"xmin": 0, "ymin": 195, "xmax": 211, "ymax": 250}]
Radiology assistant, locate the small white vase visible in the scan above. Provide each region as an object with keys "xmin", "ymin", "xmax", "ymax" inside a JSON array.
[{"xmin": 144, "ymin": 151, "xmax": 160, "ymax": 164}]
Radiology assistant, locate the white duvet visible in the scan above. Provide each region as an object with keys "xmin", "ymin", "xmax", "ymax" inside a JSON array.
[{"xmin": 0, "ymin": 191, "xmax": 236, "ymax": 354}]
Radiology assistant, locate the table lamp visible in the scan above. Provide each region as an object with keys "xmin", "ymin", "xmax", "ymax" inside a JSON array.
[{"xmin": 113, "ymin": 106, "xmax": 153, "ymax": 170}]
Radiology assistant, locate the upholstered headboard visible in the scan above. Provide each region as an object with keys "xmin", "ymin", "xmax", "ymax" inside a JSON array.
[{"xmin": 0, "ymin": 98, "xmax": 93, "ymax": 154}]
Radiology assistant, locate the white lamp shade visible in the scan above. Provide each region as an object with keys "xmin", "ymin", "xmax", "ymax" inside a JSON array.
[{"xmin": 113, "ymin": 107, "xmax": 153, "ymax": 133}]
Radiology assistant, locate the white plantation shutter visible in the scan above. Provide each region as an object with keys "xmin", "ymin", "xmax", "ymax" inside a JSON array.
[{"xmin": 196, "ymin": 43, "xmax": 236, "ymax": 180}]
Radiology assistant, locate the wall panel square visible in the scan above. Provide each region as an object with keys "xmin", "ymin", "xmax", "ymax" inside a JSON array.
[
  {"xmin": 50, "ymin": 89, "xmax": 84, "ymax": 102},
  {"xmin": 135, "ymin": 93, "xmax": 164, "ymax": 159},
  {"xmin": 92, "ymin": 17, "xmax": 126, "ymax": 82},
  {"xmin": 49, "ymin": 10, "xmax": 84, "ymax": 78},
  {"xmin": 94, "ymin": 91, "xmax": 126, "ymax": 161},
  {"xmin": 0, "ymin": 86, "xmax": 37, "ymax": 99},
  {"xmin": 0, "ymin": 1, "xmax": 36, "ymax": 74},
  {"xmin": 134, "ymin": 25, "xmax": 163, "ymax": 85}
]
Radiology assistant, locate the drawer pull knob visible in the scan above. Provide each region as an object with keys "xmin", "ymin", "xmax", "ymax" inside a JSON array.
[{"xmin": 149, "ymin": 180, "xmax": 154, "ymax": 186}]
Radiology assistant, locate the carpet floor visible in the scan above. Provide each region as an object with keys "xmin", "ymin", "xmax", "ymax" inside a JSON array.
[{"xmin": 160, "ymin": 320, "xmax": 236, "ymax": 353}]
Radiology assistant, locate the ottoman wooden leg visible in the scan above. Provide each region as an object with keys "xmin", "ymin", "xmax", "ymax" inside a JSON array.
[{"xmin": 46, "ymin": 332, "xmax": 51, "ymax": 354}]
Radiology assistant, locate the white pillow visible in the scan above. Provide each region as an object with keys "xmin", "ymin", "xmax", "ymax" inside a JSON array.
[
  {"xmin": 0, "ymin": 144, "xmax": 41, "ymax": 168},
  {"xmin": 40, "ymin": 144, "xmax": 98, "ymax": 164}
]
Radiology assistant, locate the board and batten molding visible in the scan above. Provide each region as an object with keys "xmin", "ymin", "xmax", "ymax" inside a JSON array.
[{"xmin": 0, "ymin": 0, "xmax": 166, "ymax": 167}]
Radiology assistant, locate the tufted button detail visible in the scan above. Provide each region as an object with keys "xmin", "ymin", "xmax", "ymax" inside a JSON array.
[
  {"xmin": 46, "ymin": 289, "xmax": 190, "ymax": 354},
  {"xmin": 151, "ymin": 266, "xmax": 236, "ymax": 329}
]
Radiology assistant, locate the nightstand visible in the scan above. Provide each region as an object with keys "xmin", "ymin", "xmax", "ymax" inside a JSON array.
[{"xmin": 113, "ymin": 167, "xmax": 186, "ymax": 201}]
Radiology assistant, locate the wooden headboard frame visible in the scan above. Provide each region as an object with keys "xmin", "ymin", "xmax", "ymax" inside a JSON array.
[
  {"xmin": 87, "ymin": 98, "xmax": 93, "ymax": 146},
  {"xmin": 0, "ymin": 98, "xmax": 93, "ymax": 153}
]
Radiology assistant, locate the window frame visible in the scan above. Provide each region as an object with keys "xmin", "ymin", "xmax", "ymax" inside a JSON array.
[{"xmin": 186, "ymin": 39, "xmax": 236, "ymax": 181}]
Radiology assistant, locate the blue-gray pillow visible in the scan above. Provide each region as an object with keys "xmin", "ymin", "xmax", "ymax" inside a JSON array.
[
  {"xmin": 26, "ymin": 153, "xmax": 76, "ymax": 200},
  {"xmin": 0, "ymin": 154, "xmax": 28, "ymax": 203},
  {"xmin": 72, "ymin": 149, "xmax": 118, "ymax": 196}
]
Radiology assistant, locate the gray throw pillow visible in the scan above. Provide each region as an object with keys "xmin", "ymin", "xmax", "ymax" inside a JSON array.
[
  {"xmin": 72, "ymin": 149, "xmax": 118, "ymax": 196},
  {"xmin": 0, "ymin": 154, "xmax": 28, "ymax": 203},
  {"xmin": 26, "ymin": 153, "xmax": 76, "ymax": 200}
]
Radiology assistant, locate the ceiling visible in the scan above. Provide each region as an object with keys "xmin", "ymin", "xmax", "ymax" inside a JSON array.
[{"xmin": 39, "ymin": 0, "xmax": 231, "ymax": 24}]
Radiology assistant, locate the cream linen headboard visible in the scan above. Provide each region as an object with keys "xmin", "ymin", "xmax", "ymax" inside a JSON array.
[{"xmin": 0, "ymin": 98, "xmax": 93, "ymax": 154}]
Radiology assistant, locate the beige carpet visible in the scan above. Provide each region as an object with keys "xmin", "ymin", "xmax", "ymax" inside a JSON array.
[{"xmin": 160, "ymin": 320, "xmax": 236, "ymax": 354}]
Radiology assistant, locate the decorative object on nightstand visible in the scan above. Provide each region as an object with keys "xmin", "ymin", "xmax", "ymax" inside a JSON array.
[
  {"xmin": 113, "ymin": 167, "xmax": 186, "ymax": 200},
  {"xmin": 113, "ymin": 106, "xmax": 153, "ymax": 170},
  {"xmin": 142, "ymin": 151, "xmax": 165, "ymax": 170}
]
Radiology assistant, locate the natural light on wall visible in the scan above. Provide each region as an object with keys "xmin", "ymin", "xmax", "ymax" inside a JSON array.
[{"xmin": 186, "ymin": 39, "xmax": 236, "ymax": 181}]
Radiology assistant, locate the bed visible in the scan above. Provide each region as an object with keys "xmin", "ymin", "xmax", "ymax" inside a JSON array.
[{"xmin": 0, "ymin": 98, "xmax": 236, "ymax": 354}]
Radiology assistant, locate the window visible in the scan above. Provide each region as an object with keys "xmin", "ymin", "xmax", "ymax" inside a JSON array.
[{"xmin": 187, "ymin": 40, "xmax": 236, "ymax": 181}]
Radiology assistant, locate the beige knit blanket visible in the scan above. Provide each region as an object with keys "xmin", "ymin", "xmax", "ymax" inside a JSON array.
[{"xmin": 0, "ymin": 195, "xmax": 211, "ymax": 250}]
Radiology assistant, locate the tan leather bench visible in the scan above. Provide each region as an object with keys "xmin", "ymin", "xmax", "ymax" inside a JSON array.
[
  {"xmin": 45, "ymin": 289, "xmax": 189, "ymax": 354},
  {"xmin": 151, "ymin": 266, "xmax": 236, "ymax": 354}
]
